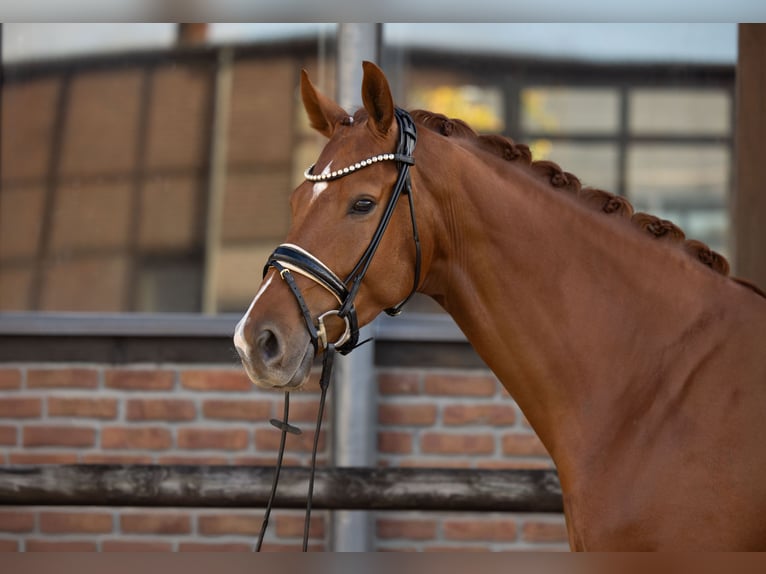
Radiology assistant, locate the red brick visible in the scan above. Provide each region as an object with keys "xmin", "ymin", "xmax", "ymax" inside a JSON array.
[
  {"xmin": 178, "ymin": 428, "xmax": 249, "ymax": 450},
  {"xmin": 377, "ymin": 431, "xmax": 413, "ymax": 454},
  {"xmin": 296, "ymin": 370, "xmax": 323, "ymax": 394},
  {"xmin": 105, "ymin": 369, "xmax": 174, "ymax": 391},
  {"xmin": 145, "ymin": 65, "xmax": 210, "ymax": 172},
  {"xmin": 377, "ymin": 372, "xmax": 420, "ymax": 395},
  {"xmin": 259, "ymin": 543, "xmax": 325, "ymax": 552},
  {"xmin": 181, "ymin": 370, "xmax": 252, "ymax": 392},
  {"xmin": 26, "ymin": 540, "xmax": 97, "ymax": 552},
  {"xmin": 501, "ymin": 433, "xmax": 550, "ymax": 457},
  {"xmin": 522, "ymin": 520, "xmax": 569, "ymax": 543},
  {"xmin": 376, "ymin": 545, "xmax": 419, "ymax": 552},
  {"xmin": 158, "ymin": 455, "xmax": 229, "ymax": 465},
  {"xmin": 47, "ymin": 397, "xmax": 117, "ymax": 419},
  {"xmin": 522, "ymin": 416, "xmax": 534, "ymax": 430},
  {"xmin": 102, "ymin": 540, "xmax": 173, "ymax": 552},
  {"xmin": 81, "ymin": 454, "xmax": 154, "ymax": 464},
  {"xmin": 424, "ymin": 545, "xmax": 492, "ymax": 552},
  {"xmin": 476, "ymin": 459, "xmax": 554, "ymax": 470},
  {"xmin": 202, "ymin": 399, "xmax": 271, "ymax": 421},
  {"xmin": 121, "ymin": 512, "xmax": 191, "ymax": 534},
  {"xmin": 398, "ymin": 459, "xmax": 471, "ymax": 468},
  {"xmin": 276, "ymin": 399, "xmax": 325, "ymax": 423},
  {"xmin": 9, "ymin": 452, "xmax": 79, "ymax": 464},
  {"xmin": 23, "ymin": 425, "xmax": 95, "ymax": 447},
  {"xmin": 443, "ymin": 518, "xmax": 518, "ymax": 541},
  {"xmin": 234, "ymin": 455, "xmax": 301, "ymax": 466},
  {"xmin": 378, "ymin": 403, "xmax": 437, "ymax": 426},
  {"xmin": 126, "ymin": 399, "xmax": 196, "ymax": 421},
  {"xmin": 60, "ymin": 69, "xmax": 143, "ymax": 177},
  {"xmin": 0, "ymin": 369, "xmax": 22, "ymax": 390},
  {"xmin": 275, "ymin": 514, "xmax": 325, "ymax": 538},
  {"xmin": 102, "ymin": 427, "xmax": 172, "ymax": 450},
  {"xmin": 443, "ymin": 404, "xmax": 517, "ymax": 426},
  {"xmin": 0, "ymin": 540, "xmax": 19, "ymax": 551},
  {"xmin": 40, "ymin": 511, "xmax": 113, "ymax": 534},
  {"xmin": 254, "ymin": 428, "xmax": 325, "ymax": 453},
  {"xmin": 420, "ymin": 432, "xmax": 495, "ymax": 455},
  {"xmin": 0, "ymin": 397, "xmax": 41, "ymax": 418},
  {"xmin": 377, "ymin": 518, "xmax": 437, "ymax": 540},
  {"xmin": 424, "ymin": 373, "xmax": 498, "ymax": 397},
  {"xmin": 198, "ymin": 514, "xmax": 261, "ymax": 536},
  {"xmin": 27, "ymin": 368, "xmax": 99, "ymax": 389},
  {"xmin": 178, "ymin": 542, "xmax": 251, "ymax": 552},
  {"xmin": 0, "ymin": 425, "xmax": 17, "ymax": 445},
  {"xmin": 0, "ymin": 510, "xmax": 35, "ymax": 532}
]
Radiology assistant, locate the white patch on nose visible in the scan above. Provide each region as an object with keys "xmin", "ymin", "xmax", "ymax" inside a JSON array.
[
  {"xmin": 310, "ymin": 161, "xmax": 333, "ymax": 205},
  {"xmin": 234, "ymin": 274, "xmax": 274, "ymax": 358}
]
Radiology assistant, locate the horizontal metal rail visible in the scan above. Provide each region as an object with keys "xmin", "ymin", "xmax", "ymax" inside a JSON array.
[
  {"xmin": 0, "ymin": 465, "xmax": 563, "ymax": 512},
  {"xmin": 0, "ymin": 312, "xmax": 466, "ymax": 342}
]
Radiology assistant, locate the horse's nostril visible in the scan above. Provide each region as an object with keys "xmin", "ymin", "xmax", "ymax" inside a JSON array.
[{"xmin": 256, "ymin": 329, "xmax": 281, "ymax": 363}]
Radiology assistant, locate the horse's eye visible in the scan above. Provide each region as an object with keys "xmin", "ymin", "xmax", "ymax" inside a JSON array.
[{"xmin": 350, "ymin": 198, "xmax": 376, "ymax": 215}]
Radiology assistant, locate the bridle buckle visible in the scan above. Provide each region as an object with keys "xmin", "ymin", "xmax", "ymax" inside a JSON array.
[{"xmin": 316, "ymin": 309, "xmax": 352, "ymax": 351}]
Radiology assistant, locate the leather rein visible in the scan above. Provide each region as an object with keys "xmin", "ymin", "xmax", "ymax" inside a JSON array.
[{"xmin": 255, "ymin": 108, "xmax": 419, "ymax": 551}]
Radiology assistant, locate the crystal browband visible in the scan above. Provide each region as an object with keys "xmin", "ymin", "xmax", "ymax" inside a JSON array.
[{"xmin": 303, "ymin": 153, "xmax": 414, "ymax": 183}]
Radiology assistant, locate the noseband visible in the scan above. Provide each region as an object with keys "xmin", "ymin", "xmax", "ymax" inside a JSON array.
[
  {"xmin": 255, "ymin": 108, "xmax": 418, "ymax": 552},
  {"xmin": 264, "ymin": 107, "xmax": 420, "ymax": 356}
]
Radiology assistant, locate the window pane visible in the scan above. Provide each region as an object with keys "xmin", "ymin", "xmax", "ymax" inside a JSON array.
[
  {"xmin": 530, "ymin": 141, "xmax": 619, "ymax": 192},
  {"xmin": 521, "ymin": 88, "xmax": 619, "ymax": 134},
  {"xmin": 627, "ymin": 144, "xmax": 730, "ymax": 255},
  {"xmin": 629, "ymin": 89, "xmax": 730, "ymax": 135},
  {"xmin": 627, "ymin": 144, "xmax": 729, "ymax": 204},
  {"xmin": 407, "ymin": 84, "xmax": 505, "ymax": 133}
]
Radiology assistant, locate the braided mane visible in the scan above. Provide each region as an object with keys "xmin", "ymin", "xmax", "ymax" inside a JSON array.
[{"xmin": 410, "ymin": 109, "xmax": 765, "ymax": 298}]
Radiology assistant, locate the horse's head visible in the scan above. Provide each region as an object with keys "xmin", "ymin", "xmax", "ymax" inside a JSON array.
[{"xmin": 234, "ymin": 62, "xmax": 423, "ymax": 389}]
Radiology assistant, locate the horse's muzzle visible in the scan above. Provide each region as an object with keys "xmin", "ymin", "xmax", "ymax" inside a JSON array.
[{"xmin": 234, "ymin": 320, "xmax": 314, "ymax": 390}]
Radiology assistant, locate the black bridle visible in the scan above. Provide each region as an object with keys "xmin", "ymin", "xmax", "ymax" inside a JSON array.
[
  {"xmin": 255, "ymin": 108, "xmax": 419, "ymax": 551},
  {"xmin": 265, "ymin": 107, "xmax": 419, "ymax": 356}
]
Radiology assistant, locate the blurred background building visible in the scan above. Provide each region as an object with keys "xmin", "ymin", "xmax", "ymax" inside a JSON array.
[{"xmin": 0, "ymin": 23, "xmax": 739, "ymax": 314}]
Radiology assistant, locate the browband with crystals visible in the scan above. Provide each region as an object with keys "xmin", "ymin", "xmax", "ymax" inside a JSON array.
[{"xmin": 303, "ymin": 153, "xmax": 414, "ymax": 183}]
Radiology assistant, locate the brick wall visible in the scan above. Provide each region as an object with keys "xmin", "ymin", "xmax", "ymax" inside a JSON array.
[
  {"xmin": 374, "ymin": 368, "xmax": 565, "ymax": 551},
  {"xmin": 0, "ymin": 361, "xmax": 567, "ymax": 552}
]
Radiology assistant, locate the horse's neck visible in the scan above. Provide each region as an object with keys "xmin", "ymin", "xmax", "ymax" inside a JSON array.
[{"xmin": 418, "ymin": 149, "xmax": 728, "ymax": 466}]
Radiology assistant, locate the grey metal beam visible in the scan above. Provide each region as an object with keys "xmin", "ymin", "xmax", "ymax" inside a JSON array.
[
  {"xmin": 0, "ymin": 311, "xmax": 467, "ymax": 341},
  {"xmin": 0, "ymin": 465, "xmax": 563, "ymax": 513},
  {"xmin": 331, "ymin": 23, "xmax": 382, "ymax": 553}
]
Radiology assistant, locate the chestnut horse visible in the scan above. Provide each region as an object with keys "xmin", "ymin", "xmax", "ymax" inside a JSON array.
[{"xmin": 235, "ymin": 62, "xmax": 766, "ymax": 550}]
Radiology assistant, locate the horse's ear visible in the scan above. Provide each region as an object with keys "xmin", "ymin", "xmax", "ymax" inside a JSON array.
[
  {"xmin": 300, "ymin": 69, "xmax": 347, "ymax": 138},
  {"xmin": 361, "ymin": 61, "xmax": 395, "ymax": 136}
]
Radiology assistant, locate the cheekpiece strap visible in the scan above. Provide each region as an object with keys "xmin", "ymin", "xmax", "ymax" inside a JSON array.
[{"xmin": 268, "ymin": 260, "xmax": 320, "ymax": 354}]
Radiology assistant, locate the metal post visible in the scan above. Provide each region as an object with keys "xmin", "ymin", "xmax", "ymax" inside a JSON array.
[{"xmin": 331, "ymin": 23, "xmax": 381, "ymax": 553}]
